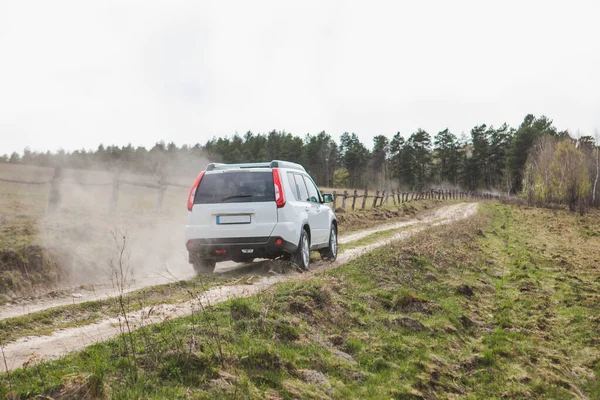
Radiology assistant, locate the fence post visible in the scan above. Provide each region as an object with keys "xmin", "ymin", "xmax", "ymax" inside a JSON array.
[
  {"xmin": 156, "ymin": 176, "xmax": 166, "ymax": 212},
  {"xmin": 341, "ymin": 190, "xmax": 348, "ymax": 210},
  {"xmin": 110, "ymin": 174, "xmax": 120, "ymax": 214},
  {"xmin": 333, "ymin": 190, "xmax": 337, "ymax": 209},
  {"xmin": 351, "ymin": 189, "xmax": 357, "ymax": 210},
  {"xmin": 362, "ymin": 189, "xmax": 368, "ymax": 209},
  {"xmin": 47, "ymin": 165, "xmax": 63, "ymax": 213},
  {"xmin": 373, "ymin": 190, "xmax": 379, "ymax": 208}
]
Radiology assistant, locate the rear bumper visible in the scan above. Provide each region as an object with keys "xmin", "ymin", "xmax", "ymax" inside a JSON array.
[{"xmin": 186, "ymin": 236, "xmax": 297, "ymax": 261}]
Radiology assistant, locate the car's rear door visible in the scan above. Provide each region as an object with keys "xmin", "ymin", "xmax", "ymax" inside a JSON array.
[
  {"xmin": 188, "ymin": 170, "xmax": 278, "ymax": 239},
  {"xmin": 291, "ymin": 173, "xmax": 326, "ymax": 246}
]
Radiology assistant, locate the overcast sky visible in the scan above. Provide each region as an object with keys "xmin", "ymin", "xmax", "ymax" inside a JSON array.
[{"xmin": 1, "ymin": 0, "xmax": 599, "ymax": 155}]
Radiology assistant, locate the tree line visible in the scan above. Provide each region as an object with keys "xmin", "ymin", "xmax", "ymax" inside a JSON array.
[{"xmin": 3, "ymin": 114, "xmax": 598, "ymax": 206}]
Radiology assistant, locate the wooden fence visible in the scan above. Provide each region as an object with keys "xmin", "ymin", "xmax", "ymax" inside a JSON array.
[
  {"xmin": 1, "ymin": 166, "xmax": 500, "ymax": 213},
  {"xmin": 330, "ymin": 188, "xmax": 499, "ymax": 211},
  {"xmin": 0, "ymin": 167, "xmax": 189, "ymax": 213}
]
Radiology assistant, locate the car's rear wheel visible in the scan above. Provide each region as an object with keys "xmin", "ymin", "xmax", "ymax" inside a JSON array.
[
  {"xmin": 293, "ymin": 229, "xmax": 310, "ymax": 271},
  {"xmin": 320, "ymin": 224, "xmax": 338, "ymax": 261},
  {"xmin": 193, "ymin": 259, "xmax": 216, "ymax": 274}
]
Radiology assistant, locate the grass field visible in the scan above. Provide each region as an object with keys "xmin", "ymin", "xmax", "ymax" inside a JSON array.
[{"xmin": 1, "ymin": 202, "xmax": 598, "ymax": 398}]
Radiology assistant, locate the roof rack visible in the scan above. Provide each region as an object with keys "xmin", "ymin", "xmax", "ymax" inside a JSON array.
[
  {"xmin": 206, "ymin": 160, "xmax": 305, "ymax": 172},
  {"xmin": 270, "ymin": 160, "xmax": 305, "ymax": 171}
]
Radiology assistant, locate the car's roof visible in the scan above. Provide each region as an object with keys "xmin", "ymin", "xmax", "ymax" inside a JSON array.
[
  {"xmin": 206, "ymin": 160, "xmax": 306, "ymax": 172},
  {"xmin": 204, "ymin": 168, "xmax": 273, "ymax": 174}
]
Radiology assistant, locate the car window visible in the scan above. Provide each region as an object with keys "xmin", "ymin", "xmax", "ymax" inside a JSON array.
[
  {"xmin": 302, "ymin": 175, "xmax": 320, "ymax": 203},
  {"xmin": 286, "ymin": 172, "xmax": 300, "ymax": 201},
  {"xmin": 294, "ymin": 173, "xmax": 309, "ymax": 202},
  {"xmin": 194, "ymin": 171, "xmax": 275, "ymax": 204}
]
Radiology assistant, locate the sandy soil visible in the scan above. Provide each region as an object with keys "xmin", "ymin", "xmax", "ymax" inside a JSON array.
[{"xmin": 0, "ymin": 202, "xmax": 477, "ymax": 371}]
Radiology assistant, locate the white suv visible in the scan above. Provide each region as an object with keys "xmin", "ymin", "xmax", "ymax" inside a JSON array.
[{"xmin": 184, "ymin": 160, "xmax": 338, "ymax": 273}]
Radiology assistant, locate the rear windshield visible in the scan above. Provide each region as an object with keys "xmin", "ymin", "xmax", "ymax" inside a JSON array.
[{"xmin": 194, "ymin": 171, "xmax": 275, "ymax": 204}]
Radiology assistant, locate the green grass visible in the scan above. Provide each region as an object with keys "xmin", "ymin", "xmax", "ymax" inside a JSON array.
[{"xmin": 2, "ymin": 202, "xmax": 598, "ymax": 398}]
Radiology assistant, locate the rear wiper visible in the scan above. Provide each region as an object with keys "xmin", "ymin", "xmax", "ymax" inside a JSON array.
[{"xmin": 220, "ymin": 194, "xmax": 253, "ymax": 201}]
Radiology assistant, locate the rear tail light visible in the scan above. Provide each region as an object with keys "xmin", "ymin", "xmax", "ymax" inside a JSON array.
[
  {"xmin": 272, "ymin": 168, "xmax": 285, "ymax": 208},
  {"xmin": 187, "ymin": 171, "xmax": 205, "ymax": 211}
]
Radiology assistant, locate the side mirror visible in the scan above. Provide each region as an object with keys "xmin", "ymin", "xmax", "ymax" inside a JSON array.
[{"xmin": 322, "ymin": 193, "xmax": 334, "ymax": 203}]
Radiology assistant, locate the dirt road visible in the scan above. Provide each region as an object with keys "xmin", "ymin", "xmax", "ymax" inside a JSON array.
[{"xmin": 1, "ymin": 202, "xmax": 477, "ymax": 371}]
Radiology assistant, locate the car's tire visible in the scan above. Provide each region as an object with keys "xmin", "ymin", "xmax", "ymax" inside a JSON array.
[
  {"xmin": 193, "ymin": 259, "xmax": 216, "ymax": 274},
  {"xmin": 232, "ymin": 257, "xmax": 254, "ymax": 264},
  {"xmin": 293, "ymin": 229, "xmax": 311, "ymax": 271},
  {"xmin": 320, "ymin": 224, "xmax": 338, "ymax": 261}
]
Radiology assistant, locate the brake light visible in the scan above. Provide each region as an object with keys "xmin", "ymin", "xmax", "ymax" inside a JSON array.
[
  {"xmin": 187, "ymin": 171, "xmax": 205, "ymax": 211},
  {"xmin": 272, "ymin": 168, "xmax": 285, "ymax": 208}
]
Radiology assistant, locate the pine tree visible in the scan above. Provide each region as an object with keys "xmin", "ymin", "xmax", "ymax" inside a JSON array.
[{"xmin": 406, "ymin": 129, "xmax": 432, "ymax": 188}]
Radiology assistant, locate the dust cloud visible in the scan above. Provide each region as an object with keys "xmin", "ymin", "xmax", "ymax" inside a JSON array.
[{"xmin": 36, "ymin": 161, "xmax": 209, "ymax": 292}]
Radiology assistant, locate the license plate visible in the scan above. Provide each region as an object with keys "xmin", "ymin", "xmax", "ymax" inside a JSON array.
[{"xmin": 216, "ymin": 215, "xmax": 251, "ymax": 225}]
